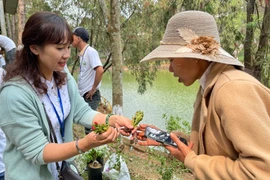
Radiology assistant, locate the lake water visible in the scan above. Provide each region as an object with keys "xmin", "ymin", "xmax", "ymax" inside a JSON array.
[{"xmin": 99, "ymin": 70, "xmax": 199, "ymax": 130}]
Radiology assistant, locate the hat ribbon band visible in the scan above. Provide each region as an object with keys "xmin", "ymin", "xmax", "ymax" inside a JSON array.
[{"xmin": 160, "ymin": 41, "xmax": 186, "ymax": 45}]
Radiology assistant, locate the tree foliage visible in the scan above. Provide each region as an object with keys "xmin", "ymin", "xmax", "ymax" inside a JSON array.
[{"xmin": 7, "ymin": 0, "xmax": 270, "ymax": 93}]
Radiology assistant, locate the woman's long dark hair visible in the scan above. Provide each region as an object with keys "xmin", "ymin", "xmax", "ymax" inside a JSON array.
[{"xmin": 4, "ymin": 12, "xmax": 73, "ymax": 94}]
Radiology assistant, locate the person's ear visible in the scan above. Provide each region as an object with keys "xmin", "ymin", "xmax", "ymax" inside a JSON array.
[{"xmin": 29, "ymin": 45, "xmax": 39, "ymax": 55}]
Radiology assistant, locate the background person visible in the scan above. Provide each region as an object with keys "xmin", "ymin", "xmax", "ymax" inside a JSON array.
[
  {"xmin": 72, "ymin": 27, "xmax": 104, "ymax": 134},
  {"xmin": 0, "ymin": 12, "xmax": 133, "ymax": 180},
  {"xmin": 0, "ymin": 35, "xmax": 16, "ymax": 65},
  {"xmin": 137, "ymin": 10, "xmax": 270, "ymax": 179}
]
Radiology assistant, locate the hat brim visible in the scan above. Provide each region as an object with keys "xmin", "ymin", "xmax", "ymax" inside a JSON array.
[{"xmin": 140, "ymin": 45, "xmax": 243, "ymax": 67}]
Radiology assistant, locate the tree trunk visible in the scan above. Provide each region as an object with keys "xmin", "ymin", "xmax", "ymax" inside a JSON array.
[
  {"xmin": 0, "ymin": 0, "xmax": 7, "ymax": 35},
  {"xmin": 109, "ymin": 0, "xmax": 123, "ymax": 115},
  {"xmin": 5, "ymin": 14, "xmax": 12, "ymax": 38},
  {"xmin": 98, "ymin": 0, "xmax": 112, "ymax": 72},
  {"xmin": 254, "ymin": 1, "xmax": 270, "ymax": 81},
  {"xmin": 99, "ymin": 0, "xmax": 123, "ymax": 114},
  {"xmin": 17, "ymin": 0, "xmax": 26, "ymax": 47},
  {"xmin": 11, "ymin": 15, "xmax": 16, "ymax": 44},
  {"xmin": 98, "ymin": 0, "xmax": 109, "ymax": 25},
  {"xmin": 71, "ymin": 53, "xmax": 79, "ymax": 76},
  {"xmin": 244, "ymin": 0, "xmax": 256, "ymax": 74}
]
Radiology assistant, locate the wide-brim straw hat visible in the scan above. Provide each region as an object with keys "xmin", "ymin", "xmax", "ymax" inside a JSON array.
[{"xmin": 141, "ymin": 11, "xmax": 243, "ymax": 67}]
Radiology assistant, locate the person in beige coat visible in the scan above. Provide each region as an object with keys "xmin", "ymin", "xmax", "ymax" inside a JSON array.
[{"xmin": 136, "ymin": 11, "xmax": 270, "ymax": 179}]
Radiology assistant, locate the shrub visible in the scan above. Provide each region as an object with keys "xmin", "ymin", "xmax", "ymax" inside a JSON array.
[{"xmin": 163, "ymin": 114, "xmax": 191, "ymax": 134}]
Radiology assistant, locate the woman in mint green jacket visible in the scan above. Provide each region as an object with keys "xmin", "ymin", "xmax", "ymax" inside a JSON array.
[{"xmin": 0, "ymin": 12, "xmax": 133, "ymax": 180}]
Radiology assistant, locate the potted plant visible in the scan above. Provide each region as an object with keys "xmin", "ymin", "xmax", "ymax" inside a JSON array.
[{"xmin": 82, "ymin": 145, "xmax": 110, "ymax": 180}]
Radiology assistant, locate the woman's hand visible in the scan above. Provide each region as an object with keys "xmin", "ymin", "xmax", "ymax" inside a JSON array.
[
  {"xmin": 109, "ymin": 115, "xmax": 134, "ymax": 136},
  {"xmin": 164, "ymin": 133, "xmax": 194, "ymax": 162},
  {"xmin": 85, "ymin": 126, "xmax": 120, "ymax": 149}
]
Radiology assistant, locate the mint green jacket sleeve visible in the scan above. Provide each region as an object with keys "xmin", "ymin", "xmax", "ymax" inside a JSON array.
[
  {"xmin": 63, "ymin": 73, "xmax": 100, "ymax": 142},
  {"xmin": 0, "ymin": 80, "xmax": 49, "ymax": 165},
  {"xmin": 66, "ymin": 73, "xmax": 99, "ymax": 126}
]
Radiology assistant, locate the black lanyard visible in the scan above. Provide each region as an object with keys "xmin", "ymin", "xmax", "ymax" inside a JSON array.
[{"xmin": 46, "ymin": 87, "xmax": 65, "ymax": 139}]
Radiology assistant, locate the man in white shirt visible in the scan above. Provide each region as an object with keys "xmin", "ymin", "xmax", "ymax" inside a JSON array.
[
  {"xmin": 72, "ymin": 27, "xmax": 104, "ymax": 134},
  {"xmin": 0, "ymin": 35, "xmax": 16, "ymax": 65}
]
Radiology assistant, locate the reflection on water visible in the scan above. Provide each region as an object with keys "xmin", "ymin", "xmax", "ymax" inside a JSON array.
[{"xmin": 100, "ymin": 70, "xmax": 199, "ymax": 130}]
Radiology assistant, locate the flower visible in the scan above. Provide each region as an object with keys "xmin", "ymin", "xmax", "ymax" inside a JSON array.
[
  {"xmin": 188, "ymin": 36, "xmax": 219, "ymax": 55},
  {"xmin": 106, "ymin": 168, "xmax": 111, "ymax": 172},
  {"xmin": 92, "ymin": 122, "xmax": 109, "ymax": 134},
  {"xmin": 176, "ymin": 28, "xmax": 220, "ymax": 56}
]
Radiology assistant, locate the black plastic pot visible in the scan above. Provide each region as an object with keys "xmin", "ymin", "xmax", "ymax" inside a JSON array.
[{"xmin": 87, "ymin": 158, "xmax": 104, "ymax": 180}]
